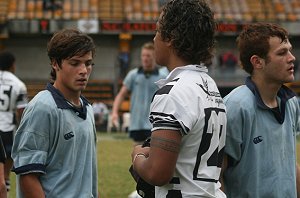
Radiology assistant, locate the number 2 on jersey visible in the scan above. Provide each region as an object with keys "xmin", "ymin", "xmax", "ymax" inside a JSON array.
[{"xmin": 193, "ymin": 108, "xmax": 226, "ymax": 183}]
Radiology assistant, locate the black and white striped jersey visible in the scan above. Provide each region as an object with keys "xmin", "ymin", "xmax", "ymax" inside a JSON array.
[{"xmin": 150, "ymin": 65, "xmax": 227, "ymax": 198}]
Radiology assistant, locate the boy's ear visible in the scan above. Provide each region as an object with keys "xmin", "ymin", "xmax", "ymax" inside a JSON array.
[
  {"xmin": 250, "ymin": 55, "xmax": 264, "ymax": 69},
  {"xmin": 52, "ymin": 60, "xmax": 60, "ymax": 71}
]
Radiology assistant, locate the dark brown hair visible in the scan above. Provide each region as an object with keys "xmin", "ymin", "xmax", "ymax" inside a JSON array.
[
  {"xmin": 237, "ymin": 23, "xmax": 288, "ymax": 74},
  {"xmin": 47, "ymin": 28, "xmax": 96, "ymax": 80}
]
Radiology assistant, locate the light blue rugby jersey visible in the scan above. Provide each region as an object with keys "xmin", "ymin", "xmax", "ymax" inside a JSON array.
[
  {"xmin": 223, "ymin": 77, "xmax": 300, "ymax": 198},
  {"xmin": 12, "ymin": 83, "xmax": 98, "ymax": 198},
  {"xmin": 123, "ymin": 67, "xmax": 168, "ymax": 131}
]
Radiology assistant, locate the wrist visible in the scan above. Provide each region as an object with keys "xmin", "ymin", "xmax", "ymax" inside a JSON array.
[{"xmin": 133, "ymin": 153, "xmax": 147, "ymax": 167}]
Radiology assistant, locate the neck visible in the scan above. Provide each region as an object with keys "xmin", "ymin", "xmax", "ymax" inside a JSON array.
[
  {"xmin": 167, "ymin": 57, "xmax": 190, "ymax": 72},
  {"xmin": 251, "ymin": 76, "xmax": 281, "ymax": 108},
  {"xmin": 53, "ymin": 82, "xmax": 81, "ymax": 106}
]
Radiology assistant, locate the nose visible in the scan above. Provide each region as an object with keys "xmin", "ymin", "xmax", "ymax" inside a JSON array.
[
  {"xmin": 288, "ymin": 51, "xmax": 296, "ymax": 63},
  {"xmin": 79, "ymin": 63, "xmax": 89, "ymax": 75}
]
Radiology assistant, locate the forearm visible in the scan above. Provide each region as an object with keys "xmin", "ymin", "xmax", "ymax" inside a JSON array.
[
  {"xmin": 112, "ymin": 94, "xmax": 123, "ymax": 115},
  {"xmin": 20, "ymin": 174, "xmax": 45, "ymax": 198},
  {"xmin": 112, "ymin": 86, "xmax": 128, "ymax": 115},
  {"xmin": 132, "ymin": 132, "xmax": 180, "ymax": 186},
  {"xmin": 133, "ymin": 153, "xmax": 159, "ymax": 186},
  {"xmin": 0, "ymin": 163, "xmax": 7, "ymax": 198}
]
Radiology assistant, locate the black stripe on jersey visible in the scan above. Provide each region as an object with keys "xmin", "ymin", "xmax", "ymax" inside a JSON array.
[
  {"xmin": 151, "ymin": 78, "xmax": 179, "ymax": 102},
  {"xmin": 171, "ymin": 78, "xmax": 180, "ymax": 82},
  {"xmin": 166, "ymin": 190, "xmax": 182, "ymax": 198},
  {"xmin": 150, "ymin": 112, "xmax": 190, "ymax": 132},
  {"xmin": 195, "ymin": 177, "xmax": 218, "ymax": 183},
  {"xmin": 156, "ymin": 85, "xmax": 173, "ymax": 95},
  {"xmin": 169, "ymin": 177, "xmax": 180, "ymax": 184},
  {"xmin": 150, "ymin": 111, "xmax": 177, "ymax": 120},
  {"xmin": 16, "ymin": 93, "xmax": 26, "ymax": 103}
]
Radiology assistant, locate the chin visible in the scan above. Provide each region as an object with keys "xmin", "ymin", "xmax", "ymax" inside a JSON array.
[{"xmin": 284, "ymin": 77, "xmax": 295, "ymax": 83}]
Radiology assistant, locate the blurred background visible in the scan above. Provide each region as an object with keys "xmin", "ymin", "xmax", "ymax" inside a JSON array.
[{"xmin": 0, "ymin": 0, "xmax": 300, "ymax": 114}]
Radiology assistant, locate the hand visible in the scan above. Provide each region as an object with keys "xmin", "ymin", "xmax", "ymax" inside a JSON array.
[
  {"xmin": 111, "ymin": 112, "xmax": 120, "ymax": 128},
  {"xmin": 131, "ymin": 145, "xmax": 150, "ymax": 163}
]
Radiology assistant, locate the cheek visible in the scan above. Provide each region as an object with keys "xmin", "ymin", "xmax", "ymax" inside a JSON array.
[
  {"xmin": 155, "ymin": 51, "xmax": 163, "ymax": 65},
  {"xmin": 87, "ymin": 67, "xmax": 92, "ymax": 74}
]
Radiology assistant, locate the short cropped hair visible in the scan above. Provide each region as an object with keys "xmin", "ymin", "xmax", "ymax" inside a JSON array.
[
  {"xmin": 47, "ymin": 28, "xmax": 96, "ymax": 80},
  {"xmin": 142, "ymin": 42, "xmax": 154, "ymax": 51},
  {"xmin": 237, "ymin": 23, "xmax": 288, "ymax": 74},
  {"xmin": 0, "ymin": 51, "xmax": 15, "ymax": 71},
  {"xmin": 159, "ymin": 0, "xmax": 216, "ymax": 65}
]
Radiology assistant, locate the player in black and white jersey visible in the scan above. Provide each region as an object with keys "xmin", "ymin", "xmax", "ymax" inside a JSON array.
[
  {"xmin": 131, "ymin": 0, "xmax": 226, "ymax": 197},
  {"xmin": 0, "ymin": 51, "xmax": 28, "ymax": 192}
]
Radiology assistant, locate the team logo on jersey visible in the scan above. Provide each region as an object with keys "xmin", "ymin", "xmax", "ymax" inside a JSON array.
[
  {"xmin": 253, "ymin": 136, "xmax": 263, "ymax": 144},
  {"xmin": 197, "ymin": 78, "xmax": 222, "ymax": 107},
  {"xmin": 64, "ymin": 131, "xmax": 74, "ymax": 140},
  {"xmin": 197, "ymin": 78, "xmax": 221, "ymax": 98}
]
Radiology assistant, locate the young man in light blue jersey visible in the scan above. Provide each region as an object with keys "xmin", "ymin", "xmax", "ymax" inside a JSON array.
[
  {"xmin": 12, "ymin": 29, "xmax": 98, "ymax": 197},
  {"xmin": 112, "ymin": 42, "xmax": 168, "ymax": 145},
  {"xmin": 112, "ymin": 42, "xmax": 168, "ymax": 198},
  {"xmin": 221, "ymin": 23, "xmax": 300, "ymax": 197}
]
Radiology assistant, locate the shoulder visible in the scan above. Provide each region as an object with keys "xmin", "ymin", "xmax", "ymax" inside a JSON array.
[
  {"xmin": 27, "ymin": 90, "xmax": 55, "ymax": 110},
  {"xmin": 154, "ymin": 72, "xmax": 216, "ymax": 103},
  {"xmin": 124, "ymin": 68, "xmax": 139, "ymax": 81},
  {"xmin": 126, "ymin": 68, "xmax": 139, "ymax": 76},
  {"xmin": 2, "ymin": 72, "xmax": 27, "ymax": 90},
  {"xmin": 224, "ymin": 85, "xmax": 254, "ymax": 105},
  {"xmin": 224, "ymin": 85, "xmax": 256, "ymax": 118}
]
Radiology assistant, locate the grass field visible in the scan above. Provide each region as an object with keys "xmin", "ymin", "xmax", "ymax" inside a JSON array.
[{"xmin": 7, "ymin": 133, "xmax": 300, "ymax": 198}]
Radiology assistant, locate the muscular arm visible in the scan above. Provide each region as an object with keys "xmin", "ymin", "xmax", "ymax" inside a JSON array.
[
  {"xmin": 131, "ymin": 129, "xmax": 182, "ymax": 186},
  {"xmin": 19, "ymin": 173, "xmax": 45, "ymax": 198},
  {"xmin": 111, "ymin": 86, "xmax": 129, "ymax": 127}
]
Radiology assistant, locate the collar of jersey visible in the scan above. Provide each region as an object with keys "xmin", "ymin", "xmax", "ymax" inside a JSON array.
[
  {"xmin": 155, "ymin": 64, "xmax": 207, "ymax": 88},
  {"xmin": 46, "ymin": 83, "xmax": 89, "ymax": 119},
  {"xmin": 245, "ymin": 76, "xmax": 295, "ymax": 124},
  {"xmin": 137, "ymin": 66, "xmax": 159, "ymax": 75}
]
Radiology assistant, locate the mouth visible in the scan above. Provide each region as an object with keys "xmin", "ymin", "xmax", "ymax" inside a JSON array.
[
  {"xmin": 76, "ymin": 78, "xmax": 87, "ymax": 85},
  {"xmin": 288, "ymin": 66, "xmax": 294, "ymax": 73}
]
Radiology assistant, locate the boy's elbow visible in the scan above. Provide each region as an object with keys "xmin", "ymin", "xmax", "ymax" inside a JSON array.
[{"xmin": 146, "ymin": 170, "xmax": 173, "ymax": 186}]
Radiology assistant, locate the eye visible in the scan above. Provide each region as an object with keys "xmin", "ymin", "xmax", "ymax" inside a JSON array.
[
  {"xmin": 85, "ymin": 61, "xmax": 94, "ymax": 67},
  {"xmin": 69, "ymin": 61, "xmax": 80, "ymax": 66}
]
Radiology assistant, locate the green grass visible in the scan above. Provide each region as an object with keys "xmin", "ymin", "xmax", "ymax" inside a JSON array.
[
  {"xmin": 8, "ymin": 133, "xmax": 300, "ymax": 198},
  {"xmin": 98, "ymin": 132, "xmax": 136, "ymax": 198}
]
